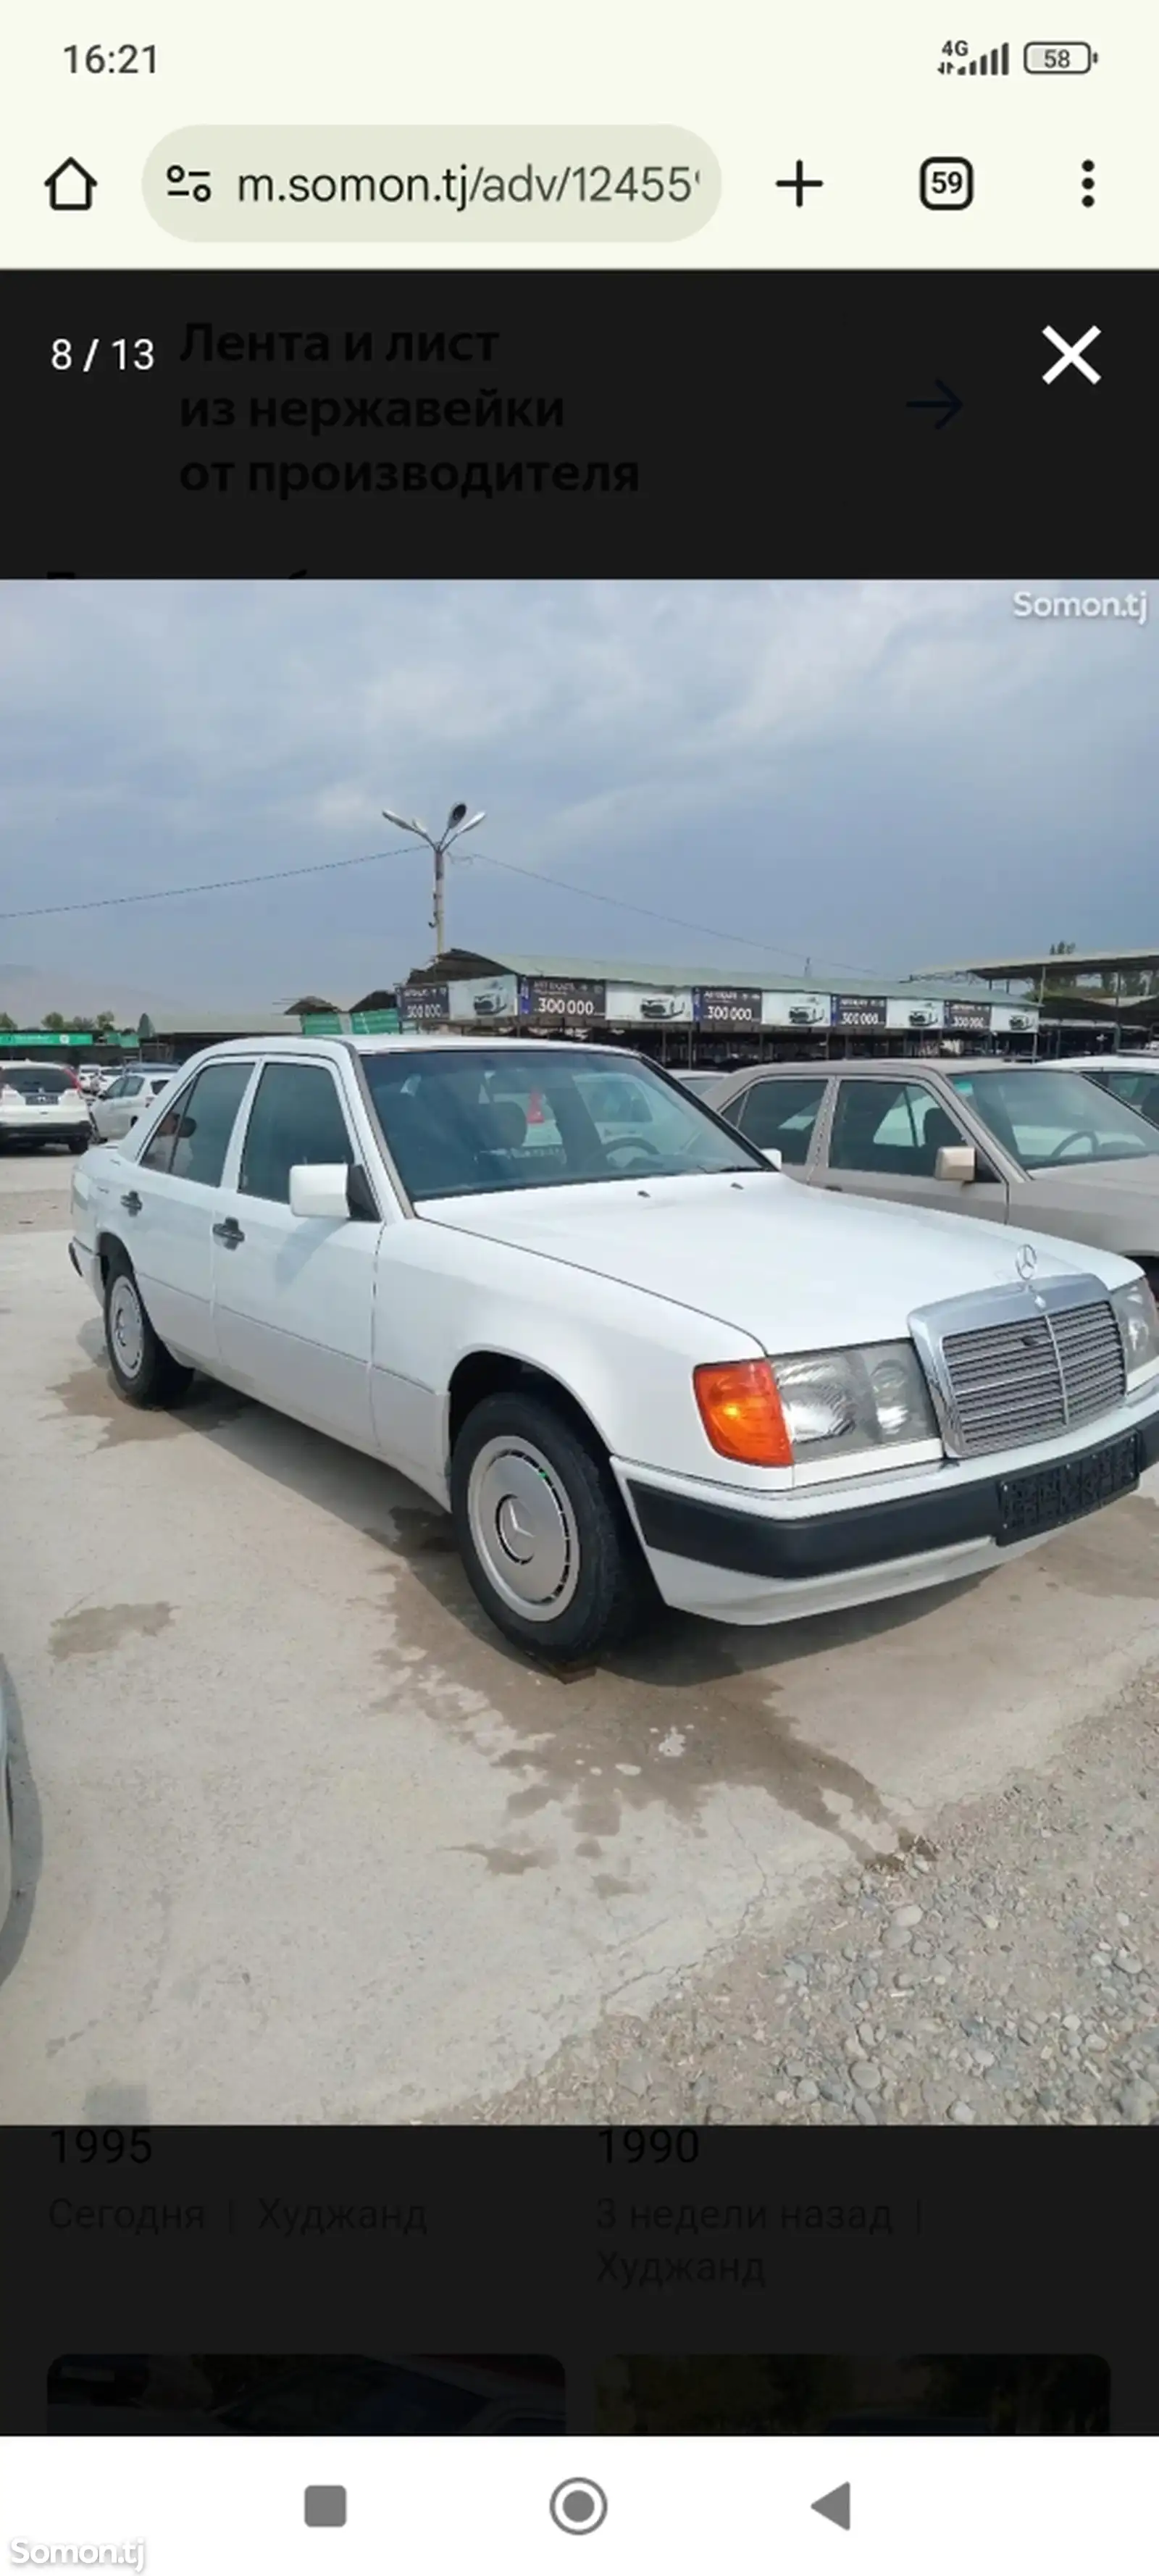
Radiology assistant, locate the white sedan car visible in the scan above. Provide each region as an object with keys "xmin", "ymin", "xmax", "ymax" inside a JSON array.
[
  {"xmin": 89, "ymin": 1066, "xmax": 175, "ymax": 1142},
  {"xmin": 68, "ymin": 1035, "xmax": 1159, "ymax": 1662}
]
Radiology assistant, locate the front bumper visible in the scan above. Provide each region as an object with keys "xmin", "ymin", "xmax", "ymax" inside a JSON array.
[{"xmin": 619, "ymin": 1405, "xmax": 1159, "ymax": 1626}]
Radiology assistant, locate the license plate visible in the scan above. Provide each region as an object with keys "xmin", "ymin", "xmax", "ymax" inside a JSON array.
[{"xmin": 997, "ymin": 1431, "xmax": 1139, "ymax": 1542}]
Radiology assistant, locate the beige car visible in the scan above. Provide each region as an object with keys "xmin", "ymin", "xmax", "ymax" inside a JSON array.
[{"xmin": 707, "ymin": 1056, "xmax": 1159, "ymax": 1287}]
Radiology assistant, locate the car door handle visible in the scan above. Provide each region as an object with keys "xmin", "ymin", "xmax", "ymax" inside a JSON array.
[
  {"xmin": 212, "ymin": 1218, "xmax": 245, "ymax": 1247},
  {"xmin": 120, "ymin": 1189, "xmax": 142, "ymax": 1214}
]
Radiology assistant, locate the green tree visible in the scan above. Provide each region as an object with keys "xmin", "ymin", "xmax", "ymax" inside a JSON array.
[
  {"xmin": 287, "ymin": 993, "xmax": 340, "ymax": 1013},
  {"xmin": 41, "ymin": 1011, "xmax": 67, "ymax": 1029},
  {"xmin": 0, "ymin": 1011, "xmax": 16, "ymax": 1032},
  {"xmin": 96, "ymin": 1009, "xmax": 117, "ymax": 1030}
]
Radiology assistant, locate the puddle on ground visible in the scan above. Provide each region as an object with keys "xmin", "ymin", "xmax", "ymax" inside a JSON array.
[
  {"xmin": 49, "ymin": 1360, "xmax": 247, "ymax": 1448},
  {"xmin": 366, "ymin": 1503, "xmax": 925, "ymax": 1862},
  {"xmin": 50, "ymin": 1601, "xmax": 173, "ymax": 1660},
  {"xmin": 451, "ymin": 1842, "xmax": 550, "ymax": 1875}
]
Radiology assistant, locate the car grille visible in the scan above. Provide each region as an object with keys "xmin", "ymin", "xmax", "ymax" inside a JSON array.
[{"xmin": 941, "ymin": 1298, "xmax": 1126, "ymax": 1457}]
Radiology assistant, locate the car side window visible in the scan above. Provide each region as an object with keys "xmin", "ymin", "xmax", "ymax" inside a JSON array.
[
  {"xmin": 1103, "ymin": 1071, "xmax": 1149, "ymax": 1107},
  {"xmin": 830, "ymin": 1079, "xmax": 968, "ymax": 1176},
  {"xmin": 138, "ymin": 1079, "xmax": 196, "ymax": 1171},
  {"xmin": 121, "ymin": 1075, "xmax": 143, "ymax": 1097},
  {"xmin": 734, "ymin": 1077, "xmax": 827, "ymax": 1163},
  {"xmin": 143, "ymin": 1061, "xmax": 254, "ymax": 1184},
  {"xmin": 238, "ymin": 1062, "xmax": 355, "ymax": 1205},
  {"xmin": 104, "ymin": 1076, "xmax": 125, "ymax": 1100}
]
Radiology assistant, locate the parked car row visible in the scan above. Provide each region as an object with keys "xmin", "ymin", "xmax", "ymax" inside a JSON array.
[
  {"xmin": 68, "ymin": 1034, "xmax": 1159, "ymax": 1663},
  {"xmin": 0, "ymin": 1060, "xmax": 175, "ymax": 1152},
  {"xmin": 694, "ymin": 1055, "xmax": 1159, "ymax": 1289}
]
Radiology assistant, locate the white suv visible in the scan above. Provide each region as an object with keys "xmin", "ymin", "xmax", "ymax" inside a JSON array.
[{"xmin": 0, "ymin": 1061, "xmax": 93, "ymax": 1153}]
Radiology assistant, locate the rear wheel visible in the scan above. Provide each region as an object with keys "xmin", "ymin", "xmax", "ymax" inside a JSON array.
[
  {"xmin": 67, "ymin": 1134, "xmax": 90, "ymax": 1154},
  {"xmin": 451, "ymin": 1390, "xmax": 650, "ymax": 1661},
  {"xmin": 104, "ymin": 1248, "xmax": 193, "ymax": 1410}
]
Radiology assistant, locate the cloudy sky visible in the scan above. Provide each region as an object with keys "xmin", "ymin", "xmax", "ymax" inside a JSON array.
[{"xmin": 0, "ymin": 578, "xmax": 1154, "ymax": 1018}]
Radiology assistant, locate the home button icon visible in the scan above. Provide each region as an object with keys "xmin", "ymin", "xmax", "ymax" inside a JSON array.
[{"xmin": 46, "ymin": 158, "xmax": 98, "ymax": 211}]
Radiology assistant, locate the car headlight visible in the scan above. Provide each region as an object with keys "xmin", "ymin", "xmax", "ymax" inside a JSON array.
[
  {"xmin": 1112, "ymin": 1278, "xmax": 1159, "ymax": 1385},
  {"xmin": 770, "ymin": 1340, "xmax": 939, "ymax": 1462}
]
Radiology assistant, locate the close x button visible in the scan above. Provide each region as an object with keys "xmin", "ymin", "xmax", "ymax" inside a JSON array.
[{"xmin": 1042, "ymin": 323, "xmax": 1102, "ymax": 384}]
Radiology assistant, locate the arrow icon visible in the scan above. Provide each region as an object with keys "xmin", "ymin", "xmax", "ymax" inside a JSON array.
[
  {"xmin": 905, "ymin": 378, "xmax": 963, "ymax": 427},
  {"xmin": 811, "ymin": 2484, "xmax": 851, "ymax": 2531}
]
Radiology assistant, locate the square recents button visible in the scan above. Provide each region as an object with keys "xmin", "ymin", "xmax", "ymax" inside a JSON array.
[{"xmin": 304, "ymin": 2488, "xmax": 348, "ymax": 2529}]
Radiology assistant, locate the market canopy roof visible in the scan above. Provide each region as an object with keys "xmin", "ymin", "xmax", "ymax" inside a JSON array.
[{"xmin": 915, "ymin": 948, "xmax": 1159, "ymax": 980}]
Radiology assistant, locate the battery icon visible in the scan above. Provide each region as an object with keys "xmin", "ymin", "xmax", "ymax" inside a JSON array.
[{"xmin": 1024, "ymin": 41, "xmax": 1097, "ymax": 70}]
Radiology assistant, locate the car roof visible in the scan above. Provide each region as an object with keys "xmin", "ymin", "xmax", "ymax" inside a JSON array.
[
  {"xmin": 716, "ymin": 1055, "xmax": 1005, "ymax": 1078},
  {"xmin": 184, "ymin": 1032, "xmax": 650, "ymax": 1062}
]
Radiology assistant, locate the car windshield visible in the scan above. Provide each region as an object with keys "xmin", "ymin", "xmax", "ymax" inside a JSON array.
[
  {"xmin": 950, "ymin": 1067, "xmax": 1159, "ymax": 1168},
  {"xmin": 1, "ymin": 1064, "xmax": 75, "ymax": 1095},
  {"xmin": 361, "ymin": 1047, "xmax": 764, "ymax": 1200}
]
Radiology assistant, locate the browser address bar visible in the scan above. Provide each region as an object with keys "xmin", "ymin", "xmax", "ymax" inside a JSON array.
[{"xmin": 144, "ymin": 128, "xmax": 721, "ymax": 240}]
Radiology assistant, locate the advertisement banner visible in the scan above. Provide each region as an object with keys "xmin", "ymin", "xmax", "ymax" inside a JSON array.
[
  {"xmin": 694, "ymin": 987, "xmax": 763, "ymax": 1026},
  {"xmin": 399, "ymin": 983, "xmax": 450, "ymax": 1024},
  {"xmin": 519, "ymin": 976, "xmax": 607, "ymax": 1022},
  {"xmin": 885, "ymin": 996, "xmax": 943, "ymax": 1032},
  {"xmin": 989, "ymin": 1003, "xmax": 1039, "ymax": 1034},
  {"xmin": 945, "ymin": 998, "xmax": 992, "ymax": 1032},
  {"xmin": 605, "ymin": 984, "xmax": 695, "ymax": 1025},
  {"xmin": 447, "ymin": 973, "xmax": 518, "ymax": 1023},
  {"xmin": 832, "ymin": 994, "xmax": 887, "ymax": 1029},
  {"xmin": 761, "ymin": 990, "xmax": 833, "ymax": 1029}
]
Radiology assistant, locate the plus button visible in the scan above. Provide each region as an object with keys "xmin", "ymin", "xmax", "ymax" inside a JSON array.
[{"xmin": 777, "ymin": 159, "xmax": 824, "ymax": 206}]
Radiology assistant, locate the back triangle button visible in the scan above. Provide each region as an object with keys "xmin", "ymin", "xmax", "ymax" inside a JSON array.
[{"xmin": 811, "ymin": 2484, "xmax": 851, "ymax": 2532}]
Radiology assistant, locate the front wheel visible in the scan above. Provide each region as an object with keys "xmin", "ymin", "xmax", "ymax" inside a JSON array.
[
  {"xmin": 104, "ymin": 1250, "xmax": 193, "ymax": 1410},
  {"xmin": 67, "ymin": 1133, "xmax": 91, "ymax": 1154},
  {"xmin": 451, "ymin": 1391, "xmax": 650, "ymax": 1661}
]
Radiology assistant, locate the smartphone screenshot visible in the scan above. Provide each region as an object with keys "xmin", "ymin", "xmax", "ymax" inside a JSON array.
[{"xmin": 1, "ymin": 0, "xmax": 1155, "ymax": 2563}]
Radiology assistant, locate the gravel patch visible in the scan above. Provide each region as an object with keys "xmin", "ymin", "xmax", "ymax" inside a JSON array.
[{"xmin": 443, "ymin": 1664, "xmax": 1159, "ymax": 2126}]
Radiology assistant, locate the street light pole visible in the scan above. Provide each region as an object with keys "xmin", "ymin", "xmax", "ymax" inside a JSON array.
[{"xmin": 382, "ymin": 801, "xmax": 486, "ymax": 960}]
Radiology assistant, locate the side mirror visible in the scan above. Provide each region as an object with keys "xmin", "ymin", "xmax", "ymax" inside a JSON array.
[
  {"xmin": 935, "ymin": 1143, "xmax": 977, "ymax": 1183},
  {"xmin": 288, "ymin": 1162, "xmax": 353, "ymax": 1221},
  {"xmin": 761, "ymin": 1146, "xmax": 783, "ymax": 1170}
]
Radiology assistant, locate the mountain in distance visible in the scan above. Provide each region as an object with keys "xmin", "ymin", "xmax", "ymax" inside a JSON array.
[{"xmin": 0, "ymin": 962, "xmax": 200, "ymax": 1027}]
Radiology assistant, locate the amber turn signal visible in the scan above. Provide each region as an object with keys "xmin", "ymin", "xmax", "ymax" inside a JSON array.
[{"xmin": 693, "ymin": 1359, "xmax": 794, "ymax": 1465}]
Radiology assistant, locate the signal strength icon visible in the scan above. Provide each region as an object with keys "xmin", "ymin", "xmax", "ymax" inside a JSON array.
[{"xmin": 940, "ymin": 41, "xmax": 1011, "ymax": 73}]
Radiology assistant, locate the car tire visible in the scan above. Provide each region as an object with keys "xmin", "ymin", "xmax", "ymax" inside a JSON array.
[
  {"xmin": 103, "ymin": 1248, "xmax": 194, "ymax": 1410},
  {"xmin": 451, "ymin": 1390, "xmax": 650, "ymax": 1662},
  {"xmin": 67, "ymin": 1134, "xmax": 90, "ymax": 1154}
]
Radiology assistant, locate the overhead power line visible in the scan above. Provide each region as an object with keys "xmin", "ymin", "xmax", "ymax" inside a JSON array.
[
  {"xmin": 0, "ymin": 841, "xmax": 417, "ymax": 922},
  {"xmin": 0, "ymin": 834, "xmax": 881, "ymax": 983}
]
